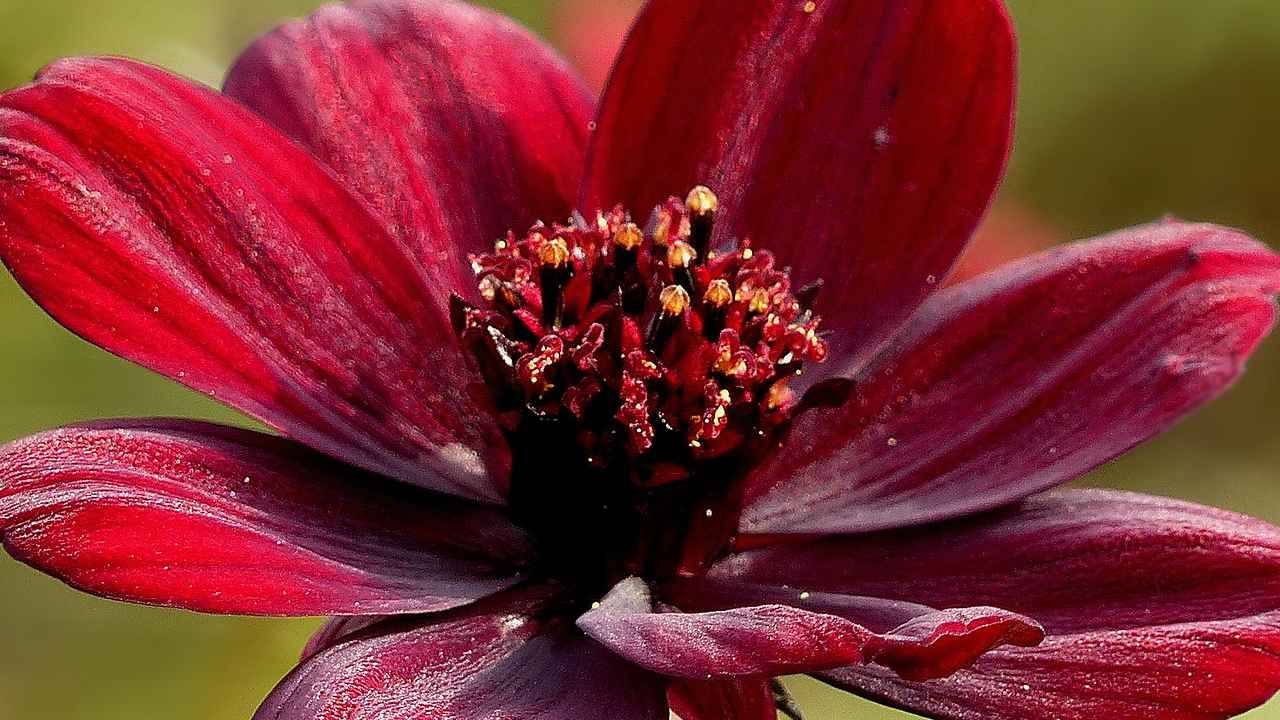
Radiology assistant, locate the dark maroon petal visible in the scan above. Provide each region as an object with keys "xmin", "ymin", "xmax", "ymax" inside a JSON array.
[
  {"xmin": 257, "ymin": 587, "xmax": 668, "ymax": 720},
  {"xmin": 0, "ymin": 421, "xmax": 530, "ymax": 616},
  {"xmin": 718, "ymin": 490, "xmax": 1280, "ymax": 636},
  {"xmin": 725, "ymin": 490, "xmax": 1280, "ymax": 715},
  {"xmin": 667, "ymin": 678, "xmax": 776, "ymax": 720},
  {"xmin": 663, "ymin": 577, "xmax": 935, "ymax": 632},
  {"xmin": 742, "ymin": 223, "xmax": 1280, "ymax": 534},
  {"xmin": 577, "ymin": 578, "xmax": 1040, "ymax": 680},
  {"xmin": 581, "ymin": 0, "xmax": 1015, "ymax": 372},
  {"xmin": 821, "ymin": 616, "xmax": 1280, "ymax": 720},
  {"xmin": 301, "ymin": 615, "xmax": 390, "ymax": 661},
  {"xmin": 225, "ymin": 0, "xmax": 594, "ymax": 302},
  {"xmin": 0, "ymin": 57, "xmax": 509, "ymax": 502}
]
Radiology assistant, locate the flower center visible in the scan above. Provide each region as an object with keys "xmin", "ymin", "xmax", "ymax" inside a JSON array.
[{"xmin": 451, "ymin": 187, "xmax": 828, "ymax": 584}]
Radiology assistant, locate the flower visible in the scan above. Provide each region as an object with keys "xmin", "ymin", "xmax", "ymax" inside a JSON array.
[{"xmin": 1, "ymin": 0, "xmax": 1279, "ymax": 718}]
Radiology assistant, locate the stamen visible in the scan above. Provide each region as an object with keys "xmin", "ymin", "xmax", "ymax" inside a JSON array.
[
  {"xmin": 538, "ymin": 237, "xmax": 573, "ymax": 328},
  {"xmin": 702, "ymin": 278, "xmax": 732, "ymax": 338},
  {"xmin": 667, "ymin": 241, "xmax": 698, "ymax": 294},
  {"xmin": 685, "ymin": 185, "xmax": 718, "ymax": 261},
  {"xmin": 456, "ymin": 185, "xmax": 828, "ymax": 486},
  {"xmin": 648, "ymin": 285, "xmax": 690, "ymax": 353}
]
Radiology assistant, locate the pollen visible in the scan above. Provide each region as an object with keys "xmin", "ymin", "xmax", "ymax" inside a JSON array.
[
  {"xmin": 686, "ymin": 185, "xmax": 719, "ymax": 216},
  {"xmin": 454, "ymin": 186, "xmax": 829, "ymax": 486},
  {"xmin": 659, "ymin": 285, "xmax": 691, "ymax": 315}
]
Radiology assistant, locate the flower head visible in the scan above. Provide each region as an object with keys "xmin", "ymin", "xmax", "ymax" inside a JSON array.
[{"xmin": 1, "ymin": 1, "xmax": 1280, "ymax": 719}]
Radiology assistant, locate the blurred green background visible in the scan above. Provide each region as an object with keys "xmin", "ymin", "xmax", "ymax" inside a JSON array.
[{"xmin": 0, "ymin": 0, "xmax": 1278, "ymax": 718}]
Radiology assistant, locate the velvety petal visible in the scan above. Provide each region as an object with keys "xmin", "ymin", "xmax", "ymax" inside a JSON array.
[
  {"xmin": 256, "ymin": 587, "xmax": 669, "ymax": 720},
  {"xmin": 742, "ymin": 223, "xmax": 1280, "ymax": 534},
  {"xmin": 225, "ymin": 0, "xmax": 594, "ymax": 303},
  {"xmin": 577, "ymin": 578, "xmax": 1041, "ymax": 681},
  {"xmin": 719, "ymin": 490, "xmax": 1280, "ymax": 716},
  {"xmin": 667, "ymin": 678, "xmax": 776, "ymax": 720},
  {"xmin": 0, "ymin": 57, "xmax": 509, "ymax": 502},
  {"xmin": 301, "ymin": 615, "xmax": 390, "ymax": 661},
  {"xmin": 719, "ymin": 490, "xmax": 1280, "ymax": 635},
  {"xmin": 821, "ymin": 617, "xmax": 1280, "ymax": 720},
  {"xmin": 581, "ymin": 0, "xmax": 1015, "ymax": 373},
  {"xmin": 0, "ymin": 421, "xmax": 530, "ymax": 616}
]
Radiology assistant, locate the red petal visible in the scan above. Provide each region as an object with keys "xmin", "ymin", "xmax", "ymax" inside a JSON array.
[
  {"xmin": 742, "ymin": 223, "xmax": 1280, "ymax": 534},
  {"xmin": 720, "ymin": 490, "xmax": 1280, "ymax": 636},
  {"xmin": 581, "ymin": 0, "xmax": 1015, "ymax": 373},
  {"xmin": 577, "ymin": 578, "xmax": 1040, "ymax": 680},
  {"xmin": 718, "ymin": 490, "xmax": 1280, "ymax": 715},
  {"xmin": 667, "ymin": 678, "xmax": 776, "ymax": 720},
  {"xmin": 0, "ymin": 58, "xmax": 508, "ymax": 502},
  {"xmin": 225, "ymin": 0, "xmax": 594, "ymax": 301},
  {"xmin": 822, "ymin": 618, "xmax": 1280, "ymax": 720},
  {"xmin": 0, "ymin": 421, "xmax": 530, "ymax": 615},
  {"xmin": 257, "ymin": 587, "xmax": 669, "ymax": 720}
]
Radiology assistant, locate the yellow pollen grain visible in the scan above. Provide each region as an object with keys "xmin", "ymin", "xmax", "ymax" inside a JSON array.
[
  {"xmin": 741, "ymin": 248, "xmax": 754, "ymax": 260},
  {"xmin": 613, "ymin": 222, "xmax": 644, "ymax": 250},
  {"xmin": 803, "ymin": 1, "xmax": 817, "ymax": 13},
  {"xmin": 686, "ymin": 185, "xmax": 719, "ymax": 216},
  {"xmin": 653, "ymin": 211, "xmax": 673, "ymax": 247},
  {"xmin": 749, "ymin": 288, "xmax": 772, "ymax": 314},
  {"xmin": 538, "ymin": 237, "xmax": 570, "ymax": 267},
  {"xmin": 668, "ymin": 240, "xmax": 697, "ymax": 268},
  {"xmin": 478, "ymin": 274, "xmax": 501, "ymax": 302},
  {"xmin": 660, "ymin": 284, "xmax": 691, "ymax": 315},
  {"xmin": 704, "ymin": 279, "xmax": 733, "ymax": 307}
]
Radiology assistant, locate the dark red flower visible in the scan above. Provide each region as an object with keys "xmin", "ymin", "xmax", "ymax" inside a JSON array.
[{"xmin": 1, "ymin": 1, "xmax": 1279, "ymax": 718}]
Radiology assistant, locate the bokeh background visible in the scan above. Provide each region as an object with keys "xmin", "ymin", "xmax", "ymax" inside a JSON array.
[{"xmin": 0, "ymin": 0, "xmax": 1277, "ymax": 717}]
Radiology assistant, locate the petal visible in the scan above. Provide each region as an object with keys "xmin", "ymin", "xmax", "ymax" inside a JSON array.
[
  {"xmin": 225, "ymin": 0, "xmax": 594, "ymax": 301},
  {"xmin": 0, "ymin": 421, "xmax": 530, "ymax": 616},
  {"xmin": 256, "ymin": 587, "xmax": 669, "ymax": 720},
  {"xmin": 725, "ymin": 490, "xmax": 1280, "ymax": 715},
  {"xmin": 581, "ymin": 0, "xmax": 1016, "ymax": 372},
  {"xmin": 0, "ymin": 57, "xmax": 508, "ymax": 502},
  {"xmin": 667, "ymin": 678, "xmax": 776, "ymax": 720},
  {"xmin": 301, "ymin": 615, "xmax": 389, "ymax": 661},
  {"xmin": 577, "ymin": 578, "xmax": 1041, "ymax": 680},
  {"xmin": 821, "ymin": 617, "xmax": 1280, "ymax": 720},
  {"xmin": 742, "ymin": 223, "xmax": 1280, "ymax": 534},
  {"xmin": 717, "ymin": 490, "xmax": 1280, "ymax": 636}
]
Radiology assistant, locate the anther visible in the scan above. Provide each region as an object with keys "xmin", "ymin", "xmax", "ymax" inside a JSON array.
[
  {"xmin": 648, "ymin": 284, "xmax": 690, "ymax": 353},
  {"xmin": 538, "ymin": 237, "xmax": 573, "ymax": 328},
  {"xmin": 748, "ymin": 288, "xmax": 772, "ymax": 316},
  {"xmin": 668, "ymin": 241, "xmax": 698, "ymax": 295},
  {"xmin": 702, "ymin": 279, "xmax": 732, "ymax": 338},
  {"xmin": 612, "ymin": 222, "xmax": 643, "ymax": 272},
  {"xmin": 685, "ymin": 185, "xmax": 718, "ymax": 261},
  {"xmin": 650, "ymin": 207, "xmax": 673, "ymax": 250}
]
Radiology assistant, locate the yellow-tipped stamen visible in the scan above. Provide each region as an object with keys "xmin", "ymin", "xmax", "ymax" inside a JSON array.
[
  {"xmin": 652, "ymin": 209, "xmax": 673, "ymax": 249},
  {"xmin": 660, "ymin": 284, "xmax": 691, "ymax": 316},
  {"xmin": 538, "ymin": 237, "xmax": 573, "ymax": 328},
  {"xmin": 686, "ymin": 185, "xmax": 719, "ymax": 217},
  {"xmin": 613, "ymin": 222, "xmax": 644, "ymax": 251},
  {"xmin": 702, "ymin": 278, "xmax": 732, "ymax": 338},
  {"xmin": 538, "ymin": 237, "xmax": 570, "ymax": 267},
  {"xmin": 703, "ymin": 279, "xmax": 732, "ymax": 308},
  {"xmin": 648, "ymin": 284, "xmax": 690, "ymax": 353},
  {"xmin": 685, "ymin": 185, "xmax": 718, "ymax": 261},
  {"xmin": 749, "ymin": 288, "xmax": 772, "ymax": 315},
  {"xmin": 668, "ymin": 240, "xmax": 698, "ymax": 294}
]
